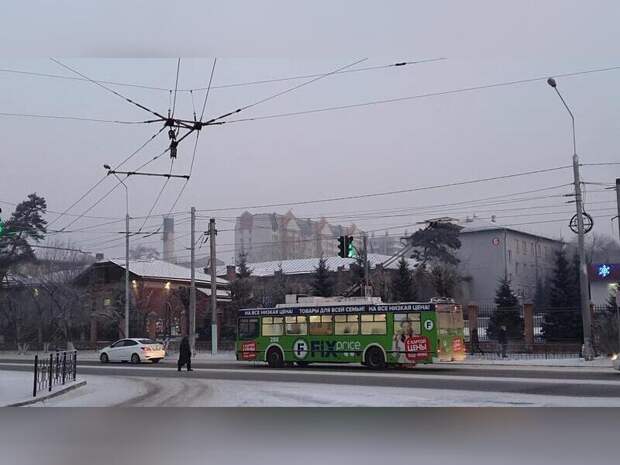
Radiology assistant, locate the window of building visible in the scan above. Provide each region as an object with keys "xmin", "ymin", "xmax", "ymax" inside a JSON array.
[
  {"xmin": 515, "ymin": 262, "xmax": 519, "ymax": 275},
  {"xmin": 309, "ymin": 315, "xmax": 333, "ymax": 335},
  {"xmin": 508, "ymin": 250, "xmax": 512, "ymax": 262},
  {"xmin": 262, "ymin": 317, "xmax": 284, "ymax": 336},
  {"xmin": 361, "ymin": 314, "xmax": 386, "ymax": 335},
  {"xmin": 285, "ymin": 316, "xmax": 307, "ymax": 335},
  {"xmin": 515, "ymin": 240, "xmax": 520, "ymax": 254},
  {"xmin": 334, "ymin": 314, "xmax": 359, "ymax": 335},
  {"xmin": 238, "ymin": 318, "xmax": 259, "ymax": 340}
]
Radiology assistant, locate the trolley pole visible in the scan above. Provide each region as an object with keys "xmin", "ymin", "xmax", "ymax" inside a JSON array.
[
  {"xmin": 189, "ymin": 207, "xmax": 196, "ymax": 354},
  {"xmin": 209, "ymin": 218, "xmax": 218, "ymax": 355}
]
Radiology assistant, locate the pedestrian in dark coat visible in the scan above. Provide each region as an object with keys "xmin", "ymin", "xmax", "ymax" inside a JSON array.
[
  {"xmin": 497, "ymin": 325, "xmax": 508, "ymax": 358},
  {"xmin": 178, "ymin": 336, "xmax": 193, "ymax": 371},
  {"xmin": 469, "ymin": 328, "xmax": 484, "ymax": 355}
]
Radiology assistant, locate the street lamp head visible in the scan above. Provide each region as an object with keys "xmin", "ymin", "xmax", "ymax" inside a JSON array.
[
  {"xmin": 547, "ymin": 77, "xmax": 557, "ymax": 88},
  {"xmin": 103, "ymin": 164, "xmax": 111, "ymax": 170}
]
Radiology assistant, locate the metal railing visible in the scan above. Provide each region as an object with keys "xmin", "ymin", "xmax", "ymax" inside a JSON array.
[{"xmin": 32, "ymin": 351, "xmax": 77, "ymax": 398}]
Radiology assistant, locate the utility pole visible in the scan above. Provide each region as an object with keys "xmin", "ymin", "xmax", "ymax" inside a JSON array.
[
  {"xmin": 125, "ymin": 213, "xmax": 130, "ymax": 339},
  {"xmin": 209, "ymin": 218, "xmax": 218, "ymax": 355},
  {"xmin": 616, "ymin": 178, "xmax": 620, "ymax": 351},
  {"xmin": 189, "ymin": 207, "xmax": 196, "ymax": 355},
  {"xmin": 363, "ymin": 233, "xmax": 370, "ymax": 298},
  {"xmin": 615, "ymin": 178, "xmax": 620, "ymax": 244},
  {"xmin": 546, "ymin": 78, "xmax": 594, "ymax": 360}
]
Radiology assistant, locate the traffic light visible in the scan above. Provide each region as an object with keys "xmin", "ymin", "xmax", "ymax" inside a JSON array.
[
  {"xmin": 337, "ymin": 235, "xmax": 357, "ymax": 258},
  {"xmin": 337, "ymin": 236, "xmax": 346, "ymax": 258},
  {"xmin": 346, "ymin": 236, "xmax": 356, "ymax": 258}
]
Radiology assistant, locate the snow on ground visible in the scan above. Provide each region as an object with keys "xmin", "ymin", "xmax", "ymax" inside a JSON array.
[
  {"xmin": 0, "ymin": 370, "xmax": 88, "ymax": 406},
  {"xmin": 0, "ymin": 370, "xmax": 35, "ymax": 406},
  {"xmin": 30, "ymin": 374, "xmax": 620, "ymax": 407}
]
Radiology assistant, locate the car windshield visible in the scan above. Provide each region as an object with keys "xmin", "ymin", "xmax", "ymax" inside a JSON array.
[{"xmin": 137, "ymin": 339, "xmax": 158, "ymax": 345}]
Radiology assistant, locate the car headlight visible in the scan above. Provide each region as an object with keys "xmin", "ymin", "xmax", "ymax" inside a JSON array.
[{"xmin": 612, "ymin": 354, "xmax": 618, "ymax": 361}]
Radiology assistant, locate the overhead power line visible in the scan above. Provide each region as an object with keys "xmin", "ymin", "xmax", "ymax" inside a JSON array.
[
  {"xmin": 48, "ymin": 126, "xmax": 167, "ymax": 228},
  {"xmin": 195, "ymin": 165, "xmax": 573, "ymax": 213},
  {"xmin": 50, "ymin": 58, "xmax": 167, "ymax": 121},
  {"xmin": 0, "ymin": 58, "xmax": 443, "ymax": 93},
  {"xmin": 220, "ymin": 64, "xmax": 620, "ymax": 125},
  {"xmin": 0, "ymin": 111, "xmax": 148, "ymax": 124}
]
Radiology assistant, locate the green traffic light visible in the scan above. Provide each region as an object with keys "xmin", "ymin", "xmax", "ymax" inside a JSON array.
[{"xmin": 346, "ymin": 236, "xmax": 356, "ymax": 258}]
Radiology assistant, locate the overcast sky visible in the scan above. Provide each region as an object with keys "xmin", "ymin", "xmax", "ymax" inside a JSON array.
[{"xmin": 1, "ymin": 1, "xmax": 619, "ymax": 263}]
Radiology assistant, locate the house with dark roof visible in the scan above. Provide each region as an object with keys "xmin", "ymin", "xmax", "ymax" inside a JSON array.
[{"xmin": 73, "ymin": 259, "xmax": 230, "ymax": 343}]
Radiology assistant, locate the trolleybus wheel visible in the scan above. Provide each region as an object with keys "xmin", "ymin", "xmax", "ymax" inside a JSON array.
[
  {"xmin": 266, "ymin": 347, "xmax": 284, "ymax": 368},
  {"xmin": 365, "ymin": 347, "xmax": 386, "ymax": 370}
]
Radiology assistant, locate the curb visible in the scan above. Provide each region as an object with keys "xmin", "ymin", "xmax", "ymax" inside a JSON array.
[
  {"xmin": 4, "ymin": 380, "xmax": 87, "ymax": 407},
  {"xmin": 439, "ymin": 361, "xmax": 610, "ymax": 369}
]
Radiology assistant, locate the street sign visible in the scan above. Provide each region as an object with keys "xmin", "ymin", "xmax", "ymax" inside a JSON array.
[{"xmin": 569, "ymin": 211, "xmax": 593, "ymax": 234}]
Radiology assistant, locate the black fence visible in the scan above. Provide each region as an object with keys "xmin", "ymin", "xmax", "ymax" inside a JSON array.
[
  {"xmin": 32, "ymin": 351, "xmax": 77, "ymax": 398},
  {"xmin": 464, "ymin": 304, "xmax": 619, "ymax": 357}
]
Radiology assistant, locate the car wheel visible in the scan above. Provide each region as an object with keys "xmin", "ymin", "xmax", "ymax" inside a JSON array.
[
  {"xmin": 365, "ymin": 347, "xmax": 386, "ymax": 370},
  {"xmin": 100, "ymin": 353, "xmax": 109, "ymax": 364},
  {"xmin": 131, "ymin": 353, "xmax": 141, "ymax": 364},
  {"xmin": 266, "ymin": 347, "xmax": 284, "ymax": 368}
]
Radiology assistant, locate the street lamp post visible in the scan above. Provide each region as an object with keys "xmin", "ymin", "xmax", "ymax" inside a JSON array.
[
  {"xmin": 104, "ymin": 164, "xmax": 130, "ymax": 339},
  {"xmin": 546, "ymin": 78, "xmax": 594, "ymax": 360}
]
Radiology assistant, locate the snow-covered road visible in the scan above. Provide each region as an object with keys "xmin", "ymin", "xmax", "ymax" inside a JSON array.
[{"xmin": 19, "ymin": 371, "xmax": 620, "ymax": 407}]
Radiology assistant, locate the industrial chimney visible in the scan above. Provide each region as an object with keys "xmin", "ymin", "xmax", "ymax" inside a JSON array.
[{"xmin": 162, "ymin": 216, "xmax": 175, "ymax": 263}]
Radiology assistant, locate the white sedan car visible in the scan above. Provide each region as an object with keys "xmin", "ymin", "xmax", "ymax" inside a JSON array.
[{"xmin": 99, "ymin": 338, "xmax": 166, "ymax": 364}]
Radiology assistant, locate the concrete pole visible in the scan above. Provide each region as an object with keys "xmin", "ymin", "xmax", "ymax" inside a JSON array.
[
  {"xmin": 209, "ymin": 218, "xmax": 218, "ymax": 355},
  {"xmin": 125, "ymin": 213, "xmax": 130, "ymax": 339},
  {"xmin": 189, "ymin": 207, "xmax": 196, "ymax": 354},
  {"xmin": 572, "ymin": 154, "xmax": 594, "ymax": 360},
  {"xmin": 616, "ymin": 179, "xmax": 620, "ymax": 352},
  {"xmin": 363, "ymin": 233, "xmax": 370, "ymax": 298},
  {"xmin": 548, "ymin": 79, "xmax": 594, "ymax": 360},
  {"xmin": 616, "ymin": 178, "xmax": 620, "ymax": 245}
]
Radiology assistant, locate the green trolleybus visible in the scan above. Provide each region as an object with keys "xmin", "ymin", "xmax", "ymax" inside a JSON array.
[{"xmin": 235, "ymin": 297, "xmax": 466, "ymax": 369}]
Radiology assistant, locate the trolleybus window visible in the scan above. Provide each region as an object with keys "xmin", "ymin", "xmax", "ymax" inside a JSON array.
[
  {"xmin": 361, "ymin": 313, "xmax": 386, "ymax": 335},
  {"xmin": 393, "ymin": 313, "xmax": 421, "ymax": 335},
  {"xmin": 334, "ymin": 314, "xmax": 359, "ymax": 335},
  {"xmin": 309, "ymin": 315, "xmax": 333, "ymax": 335},
  {"xmin": 285, "ymin": 316, "xmax": 307, "ymax": 335},
  {"xmin": 262, "ymin": 316, "xmax": 284, "ymax": 336},
  {"xmin": 238, "ymin": 318, "xmax": 259, "ymax": 340}
]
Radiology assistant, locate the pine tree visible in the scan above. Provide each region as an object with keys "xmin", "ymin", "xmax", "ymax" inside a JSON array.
[
  {"xmin": 487, "ymin": 278, "xmax": 523, "ymax": 340},
  {"xmin": 311, "ymin": 256, "xmax": 334, "ymax": 297},
  {"xmin": 0, "ymin": 193, "xmax": 47, "ymax": 282},
  {"xmin": 391, "ymin": 257, "xmax": 413, "ymax": 302},
  {"xmin": 542, "ymin": 249, "xmax": 583, "ymax": 341}
]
